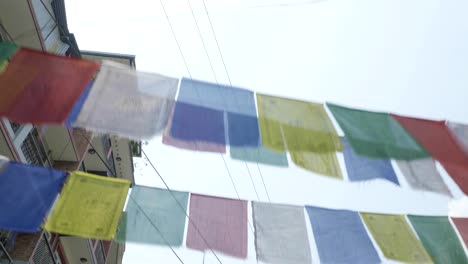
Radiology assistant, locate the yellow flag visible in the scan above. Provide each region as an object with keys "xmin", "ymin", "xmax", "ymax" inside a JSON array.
[
  {"xmin": 256, "ymin": 94, "xmax": 342, "ymax": 152},
  {"xmin": 361, "ymin": 213, "xmax": 433, "ymax": 263},
  {"xmin": 291, "ymin": 151, "xmax": 343, "ymax": 179},
  {"xmin": 44, "ymin": 171, "xmax": 130, "ymax": 240}
]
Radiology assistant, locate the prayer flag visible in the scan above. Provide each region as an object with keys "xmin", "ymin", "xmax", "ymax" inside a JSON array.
[
  {"xmin": 230, "ymin": 146, "xmax": 288, "ymax": 167},
  {"xmin": 361, "ymin": 213, "xmax": 432, "ymax": 263},
  {"xmin": 0, "ymin": 162, "xmax": 67, "ymax": 232},
  {"xmin": 440, "ymin": 162, "xmax": 468, "ymax": 195},
  {"xmin": 392, "ymin": 115, "xmax": 468, "ymax": 166},
  {"xmin": 117, "ymin": 186, "xmax": 188, "ymax": 246},
  {"xmin": 74, "ymin": 60, "xmax": 178, "ymax": 139},
  {"xmin": 257, "ymin": 94, "xmax": 342, "ymax": 152},
  {"xmin": 253, "ymin": 202, "xmax": 311, "ymax": 264},
  {"xmin": 186, "ymin": 194, "xmax": 248, "ymax": 258},
  {"xmin": 451, "ymin": 218, "xmax": 468, "ymax": 248},
  {"xmin": 408, "ymin": 215, "xmax": 467, "ymax": 263},
  {"xmin": 342, "ymin": 137, "xmax": 399, "ymax": 185},
  {"xmin": 327, "ymin": 104, "xmax": 429, "ymax": 159},
  {"xmin": 163, "ymin": 105, "xmax": 226, "ymax": 153},
  {"xmin": 0, "ymin": 48, "xmax": 99, "ymax": 123},
  {"xmin": 44, "ymin": 171, "xmax": 130, "ymax": 240},
  {"xmin": 291, "ymin": 151, "xmax": 342, "ymax": 179},
  {"xmin": 169, "ymin": 102, "xmax": 226, "ymax": 145},
  {"xmin": 175, "ymin": 78, "xmax": 259, "ymax": 146},
  {"xmin": 306, "ymin": 206, "xmax": 380, "ymax": 264},
  {"xmin": 396, "ymin": 159, "xmax": 451, "ymax": 196}
]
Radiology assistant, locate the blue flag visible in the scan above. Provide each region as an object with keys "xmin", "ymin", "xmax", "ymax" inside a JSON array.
[
  {"xmin": 306, "ymin": 206, "xmax": 380, "ymax": 264},
  {"xmin": 0, "ymin": 162, "xmax": 67, "ymax": 232},
  {"xmin": 342, "ymin": 137, "xmax": 399, "ymax": 185}
]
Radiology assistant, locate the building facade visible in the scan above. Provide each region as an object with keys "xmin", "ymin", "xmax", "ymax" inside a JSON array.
[{"xmin": 0, "ymin": 1, "xmax": 137, "ymax": 263}]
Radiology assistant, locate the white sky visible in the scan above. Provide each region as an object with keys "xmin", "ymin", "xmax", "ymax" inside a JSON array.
[{"xmin": 65, "ymin": 0, "xmax": 468, "ymax": 263}]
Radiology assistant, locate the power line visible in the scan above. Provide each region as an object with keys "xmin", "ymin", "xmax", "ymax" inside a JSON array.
[
  {"xmin": 257, "ymin": 163, "xmax": 271, "ymax": 202},
  {"xmin": 245, "ymin": 163, "xmax": 260, "ymax": 200},
  {"xmin": 184, "ymin": 0, "xmax": 219, "ymax": 83},
  {"xmin": 199, "ymin": 0, "xmax": 233, "ymax": 86},
  {"xmin": 142, "ymin": 150, "xmax": 223, "ymax": 264},
  {"xmin": 157, "ymin": 0, "xmax": 193, "ymax": 79}
]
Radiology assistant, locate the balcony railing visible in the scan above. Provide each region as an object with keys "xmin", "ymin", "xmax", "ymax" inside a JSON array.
[{"xmin": 21, "ymin": 129, "xmax": 51, "ymax": 167}]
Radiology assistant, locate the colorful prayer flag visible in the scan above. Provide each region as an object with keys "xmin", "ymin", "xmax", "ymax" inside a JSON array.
[
  {"xmin": 392, "ymin": 115, "xmax": 468, "ymax": 166},
  {"xmin": 253, "ymin": 202, "xmax": 311, "ymax": 264},
  {"xmin": 169, "ymin": 102, "xmax": 226, "ymax": 145},
  {"xmin": 0, "ymin": 48, "xmax": 99, "ymax": 123},
  {"xmin": 342, "ymin": 137, "xmax": 399, "ymax": 185},
  {"xmin": 327, "ymin": 103, "xmax": 429, "ymax": 159},
  {"xmin": 361, "ymin": 213, "xmax": 433, "ymax": 263},
  {"xmin": 306, "ymin": 206, "xmax": 380, "ymax": 264},
  {"xmin": 117, "ymin": 186, "xmax": 188, "ymax": 246},
  {"xmin": 0, "ymin": 162, "xmax": 67, "ymax": 232},
  {"xmin": 163, "ymin": 105, "xmax": 226, "ymax": 153},
  {"xmin": 257, "ymin": 94, "xmax": 342, "ymax": 152},
  {"xmin": 186, "ymin": 194, "xmax": 248, "ymax": 258},
  {"xmin": 396, "ymin": 159, "xmax": 451, "ymax": 196},
  {"xmin": 44, "ymin": 171, "xmax": 130, "ymax": 240},
  {"xmin": 230, "ymin": 146, "xmax": 288, "ymax": 167},
  {"xmin": 291, "ymin": 151, "xmax": 342, "ymax": 178},
  {"xmin": 74, "ymin": 60, "xmax": 178, "ymax": 139},
  {"xmin": 175, "ymin": 78, "xmax": 259, "ymax": 146},
  {"xmin": 408, "ymin": 215, "xmax": 468, "ymax": 263}
]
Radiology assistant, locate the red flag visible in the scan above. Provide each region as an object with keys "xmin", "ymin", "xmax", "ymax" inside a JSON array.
[{"xmin": 0, "ymin": 48, "xmax": 99, "ymax": 123}]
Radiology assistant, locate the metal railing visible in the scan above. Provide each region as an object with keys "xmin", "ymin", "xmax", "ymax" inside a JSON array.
[
  {"xmin": 21, "ymin": 129, "xmax": 51, "ymax": 167},
  {"xmin": 30, "ymin": 233, "xmax": 57, "ymax": 264}
]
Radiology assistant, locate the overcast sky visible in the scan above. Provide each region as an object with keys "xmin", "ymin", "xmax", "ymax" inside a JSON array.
[{"xmin": 65, "ymin": 0, "xmax": 468, "ymax": 263}]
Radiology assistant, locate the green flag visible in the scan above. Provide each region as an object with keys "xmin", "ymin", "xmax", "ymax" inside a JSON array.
[
  {"xmin": 117, "ymin": 186, "xmax": 188, "ymax": 246},
  {"xmin": 408, "ymin": 215, "xmax": 468, "ymax": 264},
  {"xmin": 327, "ymin": 103, "xmax": 429, "ymax": 160}
]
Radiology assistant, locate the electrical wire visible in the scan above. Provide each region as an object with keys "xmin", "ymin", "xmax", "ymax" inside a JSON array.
[{"xmin": 142, "ymin": 149, "xmax": 223, "ymax": 264}]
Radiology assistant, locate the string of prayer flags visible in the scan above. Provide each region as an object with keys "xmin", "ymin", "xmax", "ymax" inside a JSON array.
[
  {"xmin": 257, "ymin": 94, "xmax": 342, "ymax": 152},
  {"xmin": 74, "ymin": 60, "xmax": 178, "ymax": 139},
  {"xmin": 186, "ymin": 194, "xmax": 248, "ymax": 258},
  {"xmin": 392, "ymin": 115, "xmax": 468, "ymax": 166},
  {"xmin": 252, "ymin": 202, "xmax": 312, "ymax": 264},
  {"xmin": 305, "ymin": 206, "xmax": 380, "ymax": 264},
  {"xmin": 44, "ymin": 171, "xmax": 130, "ymax": 240},
  {"xmin": 447, "ymin": 122, "xmax": 468, "ymax": 152},
  {"xmin": 230, "ymin": 146, "xmax": 288, "ymax": 167},
  {"xmin": 0, "ymin": 48, "xmax": 99, "ymax": 123},
  {"xmin": 0, "ymin": 162, "xmax": 67, "ymax": 232},
  {"xmin": 327, "ymin": 104, "xmax": 430, "ymax": 160},
  {"xmin": 342, "ymin": 137, "xmax": 399, "ymax": 185},
  {"xmin": 360, "ymin": 213, "xmax": 432, "ymax": 263},
  {"xmin": 171, "ymin": 78, "xmax": 259, "ymax": 147},
  {"xmin": 395, "ymin": 159, "xmax": 451, "ymax": 197},
  {"xmin": 290, "ymin": 151, "xmax": 343, "ymax": 179},
  {"xmin": 408, "ymin": 215, "xmax": 468, "ymax": 263},
  {"xmin": 451, "ymin": 218, "xmax": 468, "ymax": 248},
  {"xmin": 117, "ymin": 186, "xmax": 188, "ymax": 246},
  {"xmin": 0, "ymin": 61, "xmax": 7, "ymax": 73},
  {"xmin": 0, "ymin": 42, "xmax": 18, "ymax": 63}
]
